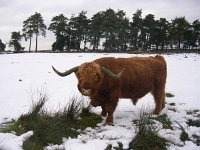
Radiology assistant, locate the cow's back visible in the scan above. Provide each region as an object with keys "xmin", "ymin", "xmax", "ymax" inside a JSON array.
[{"xmin": 94, "ymin": 56, "xmax": 167, "ymax": 99}]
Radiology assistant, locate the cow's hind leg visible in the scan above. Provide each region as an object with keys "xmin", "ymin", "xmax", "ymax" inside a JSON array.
[{"xmin": 152, "ymin": 88, "xmax": 165, "ymax": 115}]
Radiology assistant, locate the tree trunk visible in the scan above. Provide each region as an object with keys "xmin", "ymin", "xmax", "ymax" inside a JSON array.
[
  {"xmin": 161, "ymin": 42, "xmax": 164, "ymax": 50},
  {"xmin": 83, "ymin": 35, "xmax": 87, "ymax": 51},
  {"xmin": 92, "ymin": 43, "xmax": 95, "ymax": 51},
  {"xmin": 35, "ymin": 35, "xmax": 38, "ymax": 52},
  {"xmin": 93, "ymin": 36, "xmax": 97, "ymax": 51},
  {"xmin": 156, "ymin": 44, "xmax": 158, "ymax": 50},
  {"xmin": 178, "ymin": 40, "xmax": 181, "ymax": 50},
  {"xmin": 97, "ymin": 36, "xmax": 100, "ymax": 50},
  {"xmin": 29, "ymin": 38, "xmax": 32, "ymax": 52}
]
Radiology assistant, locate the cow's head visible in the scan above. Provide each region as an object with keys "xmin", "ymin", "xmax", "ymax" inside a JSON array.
[
  {"xmin": 75, "ymin": 62, "xmax": 103, "ymax": 96},
  {"xmin": 52, "ymin": 62, "xmax": 124, "ymax": 105}
]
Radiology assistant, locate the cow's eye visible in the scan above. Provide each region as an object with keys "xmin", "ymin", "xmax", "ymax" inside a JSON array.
[
  {"xmin": 78, "ymin": 77, "xmax": 83, "ymax": 83},
  {"xmin": 94, "ymin": 73, "xmax": 101, "ymax": 82}
]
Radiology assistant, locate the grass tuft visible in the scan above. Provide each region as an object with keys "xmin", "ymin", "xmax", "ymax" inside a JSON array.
[
  {"xmin": 81, "ymin": 104, "xmax": 92, "ymax": 116},
  {"xmin": 129, "ymin": 130, "xmax": 167, "ymax": 150},
  {"xmin": 176, "ymin": 121, "xmax": 190, "ymax": 144},
  {"xmin": 165, "ymin": 93, "xmax": 175, "ymax": 98},
  {"xmin": 180, "ymin": 130, "xmax": 189, "ymax": 144},
  {"xmin": 0, "ymin": 94, "xmax": 47, "ymax": 135},
  {"xmin": 187, "ymin": 119, "xmax": 200, "ymax": 127},
  {"xmin": 187, "ymin": 110, "xmax": 200, "ymax": 118},
  {"xmin": 169, "ymin": 103, "xmax": 176, "ymax": 106},
  {"xmin": 57, "ymin": 97, "xmax": 82, "ymax": 121},
  {"xmin": 0, "ymin": 94, "xmax": 102, "ymax": 150},
  {"xmin": 105, "ymin": 142, "xmax": 124, "ymax": 150},
  {"xmin": 130, "ymin": 112, "xmax": 168, "ymax": 150},
  {"xmin": 152, "ymin": 114, "xmax": 173, "ymax": 130},
  {"xmin": 192, "ymin": 134, "xmax": 200, "ymax": 146},
  {"xmin": 78, "ymin": 106, "xmax": 102, "ymax": 130}
]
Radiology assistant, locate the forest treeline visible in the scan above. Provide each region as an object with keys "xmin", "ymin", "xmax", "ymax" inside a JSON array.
[{"xmin": 0, "ymin": 9, "xmax": 200, "ymax": 53}]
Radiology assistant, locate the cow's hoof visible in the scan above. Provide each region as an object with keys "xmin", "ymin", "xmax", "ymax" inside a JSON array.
[
  {"xmin": 106, "ymin": 116, "xmax": 113, "ymax": 125},
  {"xmin": 154, "ymin": 109, "xmax": 161, "ymax": 115},
  {"xmin": 106, "ymin": 120, "xmax": 114, "ymax": 126},
  {"xmin": 105, "ymin": 122, "xmax": 114, "ymax": 126}
]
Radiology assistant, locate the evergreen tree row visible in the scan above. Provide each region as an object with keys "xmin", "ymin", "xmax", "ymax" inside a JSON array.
[
  {"xmin": 1, "ymin": 9, "xmax": 199, "ymax": 52},
  {"xmin": 48, "ymin": 9, "xmax": 200, "ymax": 52}
]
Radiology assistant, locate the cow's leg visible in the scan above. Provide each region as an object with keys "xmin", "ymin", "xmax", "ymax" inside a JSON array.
[
  {"xmin": 152, "ymin": 88, "xmax": 165, "ymax": 114},
  {"xmin": 101, "ymin": 104, "xmax": 107, "ymax": 117},
  {"xmin": 105, "ymin": 94, "xmax": 118, "ymax": 125},
  {"xmin": 162, "ymin": 90, "xmax": 166, "ymax": 109},
  {"xmin": 106, "ymin": 102, "xmax": 117, "ymax": 125}
]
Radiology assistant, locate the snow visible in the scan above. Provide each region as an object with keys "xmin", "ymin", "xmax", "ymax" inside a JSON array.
[
  {"xmin": 0, "ymin": 131, "xmax": 33, "ymax": 150},
  {"xmin": 0, "ymin": 53, "xmax": 200, "ymax": 150}
]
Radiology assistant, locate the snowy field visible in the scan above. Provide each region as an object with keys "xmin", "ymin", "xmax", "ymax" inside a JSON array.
[{"xmin": 0, "ymin": 53, "xmax": 200, "ymax": 150}]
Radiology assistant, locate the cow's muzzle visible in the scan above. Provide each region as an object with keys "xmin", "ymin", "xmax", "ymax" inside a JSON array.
[{"xmin": 82, "ymin": 89, "xmax": 92, "ymax": 96}]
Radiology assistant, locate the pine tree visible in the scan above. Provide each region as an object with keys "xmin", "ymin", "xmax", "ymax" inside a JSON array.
[
  {"xmin": 0, "ymin": 39, "xmax": 6, "ymax": 51},
  {"xmin": 9, "ymin": 32, "xmax": 23, "ymax": 52},
  {"xmin": 89, "ymin": 12, "xmax": 103, "ymax": 51},
  {"xmin": 170, "ymin": 17, "xmax": 190, "ymax": 49},
  {"xmin": 69, "ymin": 11, "xmax": 88, "ymax": 51},
  {"xmin": 22, "ymin": 17, "xmax": 34, "ymax": 52},
  {"xmin": 130, "ymin": 9, "xmax": 143, "ymax": 50},
  {"xmin": 22, "ymin": 12, "xmax": 46, "ymax": 52},
  {"xmin": 49, "ymin": 14, "xmax": 70, "ymax": 51}
]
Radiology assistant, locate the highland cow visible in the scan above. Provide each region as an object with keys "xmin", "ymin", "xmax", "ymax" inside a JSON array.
[{"xmin": 52, "ymin": 55, "xmax": 167, "ymax": 125}]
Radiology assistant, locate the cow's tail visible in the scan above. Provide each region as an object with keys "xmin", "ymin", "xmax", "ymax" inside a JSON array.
[{"xmin": 155, "ymin": 55, "xmax": 167, "ymax": 80}]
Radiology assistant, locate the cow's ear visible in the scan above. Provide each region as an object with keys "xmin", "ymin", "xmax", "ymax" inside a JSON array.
[{"xmin": 75, "ymin": 72, "xmax": 80, "ymax": 78}]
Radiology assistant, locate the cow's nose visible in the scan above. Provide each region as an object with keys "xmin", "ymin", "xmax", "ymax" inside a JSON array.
[{"xmin": 82, "ymin": 89, "xmax": 91, "ymax": 96}]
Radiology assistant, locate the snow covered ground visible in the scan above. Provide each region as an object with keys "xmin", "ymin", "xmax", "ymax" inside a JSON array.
[{"xmin": 0, "ymin": 53, "xmax": 200, "ymax": 150}]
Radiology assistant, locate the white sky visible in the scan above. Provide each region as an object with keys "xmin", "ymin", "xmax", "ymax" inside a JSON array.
[{"xmin": 0, "ymin": 0, "xmax": 200, "ymax": 50}]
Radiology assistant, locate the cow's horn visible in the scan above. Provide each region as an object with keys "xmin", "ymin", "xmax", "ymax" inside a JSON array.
[
  {"xmin": 52, "ymin": 66, "xmax": 79, "ymax": 77},
  {"xmin": 101, "ymin": 67, "xmax": 125, "ymax": 79}
]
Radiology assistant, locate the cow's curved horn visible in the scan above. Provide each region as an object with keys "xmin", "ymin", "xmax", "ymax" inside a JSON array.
[
  {"xmin": 101, "ymin": 67, "xmax": 125, "ymax": 79},
  {"xmin": 52, "ymin": 66, "xmax": 79, "ymax": 77}
]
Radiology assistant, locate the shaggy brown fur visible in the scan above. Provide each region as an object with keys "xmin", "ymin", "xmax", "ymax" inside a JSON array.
[{"xmin": 74, "ymin": 55, "xmax": 167, "ymax": 125}]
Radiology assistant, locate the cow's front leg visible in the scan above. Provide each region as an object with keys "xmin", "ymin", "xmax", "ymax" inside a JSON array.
[
  {"xmin": 105, "ymin": 99, "xmax": 118, "ymax": 125},
  {"xmin": 106, "ymin": 92, "xmax": 119, "ymax": 125},
  {"xmin": 101, "ymin": 104, "xmax": 107, "ymax": 117}
]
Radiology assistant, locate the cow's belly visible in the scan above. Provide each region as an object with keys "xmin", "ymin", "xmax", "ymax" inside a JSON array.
[{"xmin": 120, "ymin": 84, "xmax": 153, "ymax": 100}]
